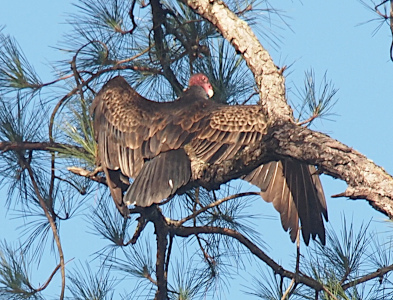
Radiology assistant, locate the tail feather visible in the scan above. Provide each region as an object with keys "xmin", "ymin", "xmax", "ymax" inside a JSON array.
[
  {"xmin": 244, "ymin": 160, "xmax": 328, "ymax": 245},
  {"xmin": 124, "ymin": 149, "xmax": 191, "ymax": 207}
]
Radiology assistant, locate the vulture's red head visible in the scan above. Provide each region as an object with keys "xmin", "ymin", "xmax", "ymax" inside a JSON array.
[{"xmin": 188, "ymin": 73, "xmax": 214, "ymax": 98}]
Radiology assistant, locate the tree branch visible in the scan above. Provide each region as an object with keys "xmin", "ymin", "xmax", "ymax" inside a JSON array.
[
  {"xmin": 264, "ymin": 122, "xmax": 393, "ymax": 217},
  {"xmin": 66, "ymin": 166, "xmax": 106, "ymax": 185},
  {"xmin": 22, "ymin": 158, "xmax": 66, "ymax": 299},
  {"xmin": 0, "ymin": 141, "xmax": 87, "ymax": 154},
  {"xmin": 150, "ymin": 0, "xmax": 183, "ymax": 95},
  {"xmin": 140, "ymin": 205, "xmax": 169, "ymax": 299},
  {"xmin": 185, "ymin": 121, "xmax": 393, "ymax": 218},
  {"xmin": 170, "ymin": 224, "xmax": 324, "ymax": 291},
  {"xmin": 341, "ymin": 263, "xmax": 393, "ymax": 290}
]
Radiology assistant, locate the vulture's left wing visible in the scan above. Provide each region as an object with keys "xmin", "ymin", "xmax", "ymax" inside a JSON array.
[
  {"xmin": 90, "ymin": 76, "xmax": 190, "ymax": 214},
  {"xmin": 91, "ymin": 76, "xmax": 215, "ymax": 211}
]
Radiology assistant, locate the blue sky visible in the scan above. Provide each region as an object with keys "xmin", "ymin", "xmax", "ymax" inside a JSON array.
[{"xmin": 0, "ymin": 0, "xmax": 392, "ymax": 299}]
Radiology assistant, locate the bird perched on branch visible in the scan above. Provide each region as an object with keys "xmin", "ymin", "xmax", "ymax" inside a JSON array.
[{"xmin": 90, "ymin": 73, "xmax": 328, "ymax": 245}]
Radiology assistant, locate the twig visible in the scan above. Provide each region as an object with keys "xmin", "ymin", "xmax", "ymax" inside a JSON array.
[
  {"xmin": 39, "ymin": 74, "xmax": 74, "ymax": 88},
  {"xmin": 373, "ymin": 0, "xmax": 393, "ymax": 61},
  {"xmin": 130, "ymin": 215, "xmax": 147, "ymax": 245},
  {"xmin": 115, "ymin": 45, "xmax": 152, "ymax": 65},
  {"xmin": 196, "ymin": 234, "xmax": 215, "ymax": 265},
  {"xmin": 145, "ymin": 272, "xmax": 158, "ymax": 286},
  {"xmin": 34, "ymin": 258, "xmax": 74, "ymax": 292},
  {"xmin": 281, "ymin": 279, "xmax": 295, "ymax": 300},
  {"xmin": 54, "ymin": 175, "xmax": 86, "ymax": 195},
  {"xmin": 0, "ymin": 141, "xmax": 87, "ymax": 154},
  {"xmin": 322, "ymin": 286, "xmax": 339, "ymax": 300},
  {"xmin": 126, "ymin": 0, "xmax": 138, "ymax": 35},
  {"xmin": 375, "ymin": 0, "xmax": 389, "ymax": 18},
  {"xmin": 296, "ymin": 113, "xmax": 319, "ymax": 126},
  {"xmin": 281, "ymin": 230, "xmax": 300, "ymax": 299},
  {"xmin": 67, "ymin": 166, "xmax": 107, "ymax": 185},
  {"xmin": 175, "ymin": 192, "xmax": 260, "ymax": 226},
  {"xmin": 165, "ymin": 234, "xmax": 173, "ymax": 274},
  {"xmin": 241, "ymin": 91, "xmax": 259, "ymax": 105}
]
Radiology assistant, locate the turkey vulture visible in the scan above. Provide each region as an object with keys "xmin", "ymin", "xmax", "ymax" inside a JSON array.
[{"xmin": 91, "ymin": 73, "xmax": 328, "ymax": 245}]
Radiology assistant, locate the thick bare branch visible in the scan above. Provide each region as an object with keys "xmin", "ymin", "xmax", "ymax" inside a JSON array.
[
  {"xmin": 187, "ymin": 121, "xmax": 393, "ymax": 218},
  {"xmin": 264, "ymin": 122, "xmax": 393, "ymax": 217}
]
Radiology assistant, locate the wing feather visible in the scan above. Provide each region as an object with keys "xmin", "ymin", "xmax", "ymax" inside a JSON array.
[
  {"xmin": 92, "ymin": 76, "xmax": 192, "ymax": 178},
  {"xmin": 188, "ymin": 105, "xmax": 268, "ymax": 164}
]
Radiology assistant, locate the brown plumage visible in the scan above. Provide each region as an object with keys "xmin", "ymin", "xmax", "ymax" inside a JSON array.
[{"xmin": 90, "ymin": 74, "xmax": 328, "ymax": 245}]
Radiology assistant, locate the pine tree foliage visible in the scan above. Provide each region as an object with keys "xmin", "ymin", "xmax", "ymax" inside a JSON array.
[
  {"xmin": 0, "ymin": 0, "xmax": 392, "ymax": 299},
  {"xmin": 67, "ymin": 263, "xmax": 116, "ymax": 300},
  {"xmin": 0, "ymin": 242, "xmax": 44, "ymax": 300}
]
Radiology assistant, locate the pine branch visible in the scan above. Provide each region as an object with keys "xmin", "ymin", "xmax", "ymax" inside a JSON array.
[
  {"xmin": 21, "ymin": 157, "xmax": 66, "ymax": 299},
  {"xmin": 150, "ymin": 0, "xmax": 183, "ymax": 95},
  {"xmin": 67, "ymin": 262, "xmax": 115, "ymax": 299},
  {"xmin": 341, "ymin": 263, "xmax": 393, "ymax": 290},
  {"xmin": 0, "ymin": 141, "xmax": 87, "ymax": 154},
  {"xmin": 34, "ymin": 260, "xmax": 73, "ymax": 293},
  {"xmin": 178, "ymin": 1, "xmax": 393, "ymax": 219},
  {"xmin": 373, "ymin": 0, "xmax": 393, "ymax": 61}
]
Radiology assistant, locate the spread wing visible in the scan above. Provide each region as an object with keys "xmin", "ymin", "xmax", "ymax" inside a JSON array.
[
  {"xmin": 91, "ymin": 76, "xmax": 201, "ymax": 211},
  {"xmin": 91, "ymin": 76, "xmax": 179, "ymax": 179}
]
